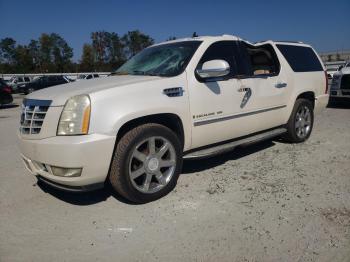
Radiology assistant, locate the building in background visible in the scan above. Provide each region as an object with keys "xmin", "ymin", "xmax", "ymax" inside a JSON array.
[{"xmin": 319, "ymin": 50, "xmax": 350, "ymax": 63}]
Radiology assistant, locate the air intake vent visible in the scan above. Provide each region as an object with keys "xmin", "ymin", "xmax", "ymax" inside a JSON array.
[{"xmin": 163, "ymin": 87, "xmax": 184, "ymax": 97}]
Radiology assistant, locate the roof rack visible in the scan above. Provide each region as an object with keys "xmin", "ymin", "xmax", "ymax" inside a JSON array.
[
  {"xmin": 274, "ymin": 40, "xmax": 304, "ymax": 44},
  {"xmin": 255, "ymin": 40, "xmax": 304, "ymax": 44}
]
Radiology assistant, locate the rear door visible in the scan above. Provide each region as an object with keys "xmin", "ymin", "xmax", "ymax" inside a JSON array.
[{"xmin": 233, "ymin": 42, "xmax": 290, "ymax": 130}]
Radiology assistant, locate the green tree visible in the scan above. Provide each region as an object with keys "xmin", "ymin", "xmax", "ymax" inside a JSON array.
[
  {"xmin": 28, "ymin": 40, "xmax": 41, "ymax": 72},
  {"xmin": 80, "ymin": 44, "xmax": 95, "ymax": 72},
  {"xmin": 107, "ymin": 32, "xmax": 125, "ymax": 70},
  {"xmin": 39, "ymin": 33, "xmax": 53, "ymax": 72},
  {"xmin": 91, "ymin": 31, "xmax": 109, "ymax": 69},
  {"xmin": 0, "ymin": 38, "xmax": 17, "ymax": 65},
  {"xmin": 36, "ymin": 33, "xmax": 73, "ymax": 72},
  {"xmin": 121, "ymin": 30, "xmax": 154, "ymax": 58},
  {"xmin": 90, "ymin": 31, "xmax": 126, "ymax": 71},
  {"xmin": 14, "ymin": 45, "xmax": 34, "ymax": 73},
  {"xmin": 50, "ymin": 33, "xmax": 73, "ymax": 72}
]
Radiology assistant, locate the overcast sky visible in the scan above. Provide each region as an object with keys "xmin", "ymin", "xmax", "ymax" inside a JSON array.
[{"xmin": 1, "ymin": 0, "xmax": 349, "ymax": 61}]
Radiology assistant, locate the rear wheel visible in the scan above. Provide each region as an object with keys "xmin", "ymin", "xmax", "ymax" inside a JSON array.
[
  {"xmin": 109, "ymin": 123, "xmax": 183, "ymax": 203},
  {"xmin": 283, "ymin": 99, "xmax": 314, "ymax": 143}
]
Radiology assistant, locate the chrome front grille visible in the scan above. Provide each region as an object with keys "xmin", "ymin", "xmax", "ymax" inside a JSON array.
[{"xmin": 20, "ymin": 99, "xmax": 52, "ymax": 135}]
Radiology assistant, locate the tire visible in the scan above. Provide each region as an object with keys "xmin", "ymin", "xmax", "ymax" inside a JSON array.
[
  {"xmin": 109, "ymin": 123, "xmax": 183, "ymax": 203},
  {"xmin": 283, "ymin": 99, "xmax": 314, "ymax": 143}
]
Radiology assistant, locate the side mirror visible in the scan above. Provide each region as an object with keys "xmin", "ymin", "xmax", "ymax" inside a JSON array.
[{"xmin": 196, "ymin": 59, "xmax": 230, "ymax": 79}]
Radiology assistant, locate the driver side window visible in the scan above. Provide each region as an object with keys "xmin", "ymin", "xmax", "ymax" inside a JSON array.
[{"xmin": 198, "ymin": 41, "xmax": 237, "ymax": 79}]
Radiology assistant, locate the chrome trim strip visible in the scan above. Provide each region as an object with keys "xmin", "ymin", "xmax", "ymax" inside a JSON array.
[{"xmin": 193, "ymin": 105, "xmax": 287, "ymax": 126}]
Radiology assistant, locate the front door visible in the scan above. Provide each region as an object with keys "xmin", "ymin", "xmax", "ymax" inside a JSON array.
[{"xmin": 187, "ymin": 41, "xmax": 256, "ymax": 148}]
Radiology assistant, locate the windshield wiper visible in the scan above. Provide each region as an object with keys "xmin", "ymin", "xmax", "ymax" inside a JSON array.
[
  {"xmin": 146, "ymin": 72, "xmax": 168, "ymax": 77},
  {"xmin": 131, "ymin": 70, "xmax": 147, "ymax": 75}
]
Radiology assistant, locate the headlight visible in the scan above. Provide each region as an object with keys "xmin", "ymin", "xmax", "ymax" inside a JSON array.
[{"xmin": 57, "ymin": 95, "xmax": 91, "ymax": 135}]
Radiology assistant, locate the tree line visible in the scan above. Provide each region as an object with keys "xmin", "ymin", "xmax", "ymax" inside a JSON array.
[{"xmin": 0, "ymin": 30, "xmax": 157, "ymax": 74}]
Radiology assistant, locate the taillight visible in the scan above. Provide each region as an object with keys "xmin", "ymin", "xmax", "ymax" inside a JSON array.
[
  {"xmin": 324, "ymin": 71, "xmax": 328, "ymax": 94},
  {"xmin": 3, "ymin": 86, "xmax": 12, "ymax": 94}
]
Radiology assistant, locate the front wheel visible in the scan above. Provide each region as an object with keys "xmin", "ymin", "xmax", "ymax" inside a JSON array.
[
  {"xmin": 109, "ymin": 123, "xmax": 183, "ymax": 203},
  {"xmin": 283, "ymin": 99, "xmax": 314, "ymax": 143}
]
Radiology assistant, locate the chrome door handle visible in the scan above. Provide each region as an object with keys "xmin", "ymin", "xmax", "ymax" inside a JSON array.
[
  {"xmin": 238, "ymin": 87, "xmax": 251, "ymax": 92},
  {"xmin": 275, "ymin": 82, "xmax": 287, "ymax": 88}
]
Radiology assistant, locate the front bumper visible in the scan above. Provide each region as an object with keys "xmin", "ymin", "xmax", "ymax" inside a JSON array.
[
  {"xmin": 18, "ymin": 133, "xmax": 116, "ymax": 191},
  {"xmin": 330, "ymin": 89, "xmax": 350, "ymax": 98}
]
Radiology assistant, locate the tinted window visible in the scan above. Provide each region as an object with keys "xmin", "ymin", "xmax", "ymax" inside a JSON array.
[
  {"xmin": 24, "ymin": 77, "xmax": 30, "ymax": 82},
  {"xmin": 241, "ymin": 43, "xmax": 280, "ymax": 76},
  {"xmin": 198, "ymin": 41, "xmax": 238, "ymax": 78},
  {"xmin": 86, "ymin": 75, "xmax": 93, "ymax": 79},
  {"xmin": 277, "ymin": 45, "xmax": 323, "ymax": 72},
  {"xmin": 93, "ymin": 74, "xmax": 99, "ymax": 78},
  {"xmin": 48, "ymin": 76, "xmax": 57, "ymax": 82}
]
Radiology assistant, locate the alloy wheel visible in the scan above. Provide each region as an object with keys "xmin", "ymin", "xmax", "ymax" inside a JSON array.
[
  {"xmin": 295, "ymin": 105, "xmax": 311, "ymax": 139},
  {"xmin": 128, "ymin": 136, "xmax": 176, "ymax": 194}
]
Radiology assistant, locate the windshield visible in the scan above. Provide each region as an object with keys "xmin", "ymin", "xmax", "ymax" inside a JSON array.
[{"xmin": 115, "ymin": 41, "xmax": 202, "ymax": 77}]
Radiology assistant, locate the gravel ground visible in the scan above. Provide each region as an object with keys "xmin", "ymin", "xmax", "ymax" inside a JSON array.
[{"xmin": 0, "ymin": 96, "xmax": 349, "ymax": 262}]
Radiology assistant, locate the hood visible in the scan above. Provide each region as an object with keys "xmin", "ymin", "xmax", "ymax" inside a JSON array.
[{"xmin": 26, "ymin": 75, "xmax": 160, "ymax": 106}]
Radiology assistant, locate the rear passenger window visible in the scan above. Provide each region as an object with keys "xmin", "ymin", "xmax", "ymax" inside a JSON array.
[
  {"xmin": 242, "ymin": 44, "xmax": 280, "ymax": 76},
  {"xmin": 276, "ymin": 45, "xmax": 323, "ymax": 72},
  {"xmin": 93, "ymin": 74, "xmax": 99, "ymax": 78}
]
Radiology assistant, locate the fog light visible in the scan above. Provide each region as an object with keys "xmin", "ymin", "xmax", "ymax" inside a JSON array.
[{"xmin": 50, "ymin": 166, "xmax": 82, "ymax": 177}]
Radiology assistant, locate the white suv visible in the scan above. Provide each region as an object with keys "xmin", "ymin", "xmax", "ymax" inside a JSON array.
[
  {"xmin": 330, "ymin": 61, "xmax": 350, "ymax": 100},
  {"xmin": 18, "ymin": 35, "xmax": 328, "ymax": 203},
  {"xmin": 8, "ymin": 76, "xmax": 32, "ymax": 92}
]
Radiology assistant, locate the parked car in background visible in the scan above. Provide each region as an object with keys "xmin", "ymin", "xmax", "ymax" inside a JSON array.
[
  {"xmin": 0, "ymin": 79, "xmax": 13, "ymax": 106},
  {"xmin": 19, "ymin": 76, "xmax": 71, "ymax": 94},
  {"xmin": 326, "ymin": 66, "xmax": 339, "ymax": 79},
  {"xmin": 330, "ymin": 61, "xmax": 350, "ymax": 102},
  {"xmin": 7, "ymin": 76, "xmax": 32, "ymax": 93},
  {"xmin": 18, "ymin": 35, "xmax": 328, "ymax": 203},
  {"xmin": 76, "ymin": 74, "xmax": 100, "ymax": 81}
]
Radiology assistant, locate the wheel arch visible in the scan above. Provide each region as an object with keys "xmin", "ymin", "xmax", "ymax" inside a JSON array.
[
  {"xmin": 116, "ymin": 113, "xmax": 186, "ymax": 150},
  {"xmin": 295, "ymin": 91, "xmax": 315, "ymax": 109}
]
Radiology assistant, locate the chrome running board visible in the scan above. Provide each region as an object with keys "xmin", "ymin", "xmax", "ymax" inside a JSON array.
[{"xmin": 183, "ymin": 128, "xmax": 287, "ymax": 159}]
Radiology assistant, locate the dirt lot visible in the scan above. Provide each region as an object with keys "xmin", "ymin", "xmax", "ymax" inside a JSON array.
[{"xmin": 1, "ymin": 96, "xmax": 349, "ymax": 262}]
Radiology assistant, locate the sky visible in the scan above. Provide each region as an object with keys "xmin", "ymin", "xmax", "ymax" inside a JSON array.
[{"xmin": 1, "ymin": 0, "xmax": 349, "ymax": 62}]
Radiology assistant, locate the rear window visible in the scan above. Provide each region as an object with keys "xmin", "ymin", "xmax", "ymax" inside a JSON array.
[{"xmin": 276, "ymin": 45, "xmax": 323, "ymax": 72}]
